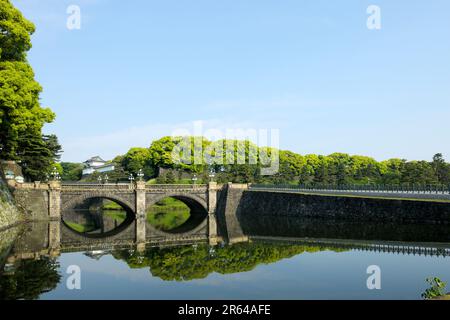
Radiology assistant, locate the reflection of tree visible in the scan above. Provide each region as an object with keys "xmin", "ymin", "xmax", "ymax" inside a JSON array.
[
  {"xmin": 113, "ymin": 243, "xmax": 345, "ymax": 281},
  {"xmin": 0, "ymin": 258, "xmax": 61, "ymax": 300}
]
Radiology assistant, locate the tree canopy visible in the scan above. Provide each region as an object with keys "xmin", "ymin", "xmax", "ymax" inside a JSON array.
[
  {"xmin": 0, "ymin": 0, "xmax": 60, "ymax": 181},
  {"xmin": 63, "ymin": 135, "xmax": 450, "ymax": 187}
]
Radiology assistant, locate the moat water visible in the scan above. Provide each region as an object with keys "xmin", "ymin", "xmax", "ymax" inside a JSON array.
[{"xmin": 1, "ymin": 211, "xmax": 450, "ymax": 300}]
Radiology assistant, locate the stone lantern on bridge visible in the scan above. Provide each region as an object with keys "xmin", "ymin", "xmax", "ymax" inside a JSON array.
[
  {"xmin": 48, "ymin": 167, "xmax": 61, "ymax": 189},
  {"xmin": 50, "ymin": 167, "xmax": 61, "ymax": 182},
  {"xmin": 209, "ymin": 168, "xmax": 216, "ymax": 182},
  {"xmin": 137, "ymin": 169, "xmax": 144, "ymax": 181}
]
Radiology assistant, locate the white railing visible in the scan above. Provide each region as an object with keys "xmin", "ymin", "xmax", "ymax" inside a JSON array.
[{"xmin": 14, "ymin": 182, "xmax": 49, "ymax": 190}]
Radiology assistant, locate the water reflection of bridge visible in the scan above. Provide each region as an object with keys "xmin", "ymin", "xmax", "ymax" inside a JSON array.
[{"xmin": 5, "ymin": 221, "xmax": 450, "ymax": 264}]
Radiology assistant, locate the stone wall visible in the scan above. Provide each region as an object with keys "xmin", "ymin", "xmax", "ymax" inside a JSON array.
[
  {"xmin": 220, "ymin": 183, "xmax": 248, "ymax": 243},
  {"xmin": 0, "ymin": 175, "xmax": 23, "ymax": 230},
  {"xmin": 237, "ymin": 191, "xmax": 450, "ymax": 224},
  {"xmin": 13, "ymin": 188, "xmax": 49, "ymax": 221}
]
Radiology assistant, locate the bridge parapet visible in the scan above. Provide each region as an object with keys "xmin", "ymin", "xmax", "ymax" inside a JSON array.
[
  {"xmin": 14, "ymin": 182, "xmax": 50, "ymax": 190},
  {"xmin": 228, "ymin": 183, "xmax": 249, "ymax": 190},
  {"xmin": 61, "ymin": 183, "xmax": 133, "ymax": 191},
  {"xmin": 17, "ymin": 182, "xmax": 212, "ymax": 192},
  {"xmin": 146, "ymin": 184, "xmax": 208, "ymax": 192}
]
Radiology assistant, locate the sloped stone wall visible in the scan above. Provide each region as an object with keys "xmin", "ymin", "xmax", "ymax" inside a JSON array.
[{"xmin": 0, "ymin": 176, "xmax": 22, "ymax": 230}]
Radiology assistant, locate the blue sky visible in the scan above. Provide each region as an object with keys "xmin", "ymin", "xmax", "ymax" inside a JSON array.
[{"xmin": 12, "ymin": 0, "xmax": 450, "ymax": 162}]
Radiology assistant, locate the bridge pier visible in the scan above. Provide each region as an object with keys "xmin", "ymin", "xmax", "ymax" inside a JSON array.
[
  {"xmin": 135, "ymin": 181, "xmax": 146, "ymax": 244},
  {"xmin": 48, "ymin": 181, "xmax": 62, "ymax": 221},
  {"xmin": 208, "ymin": 182, "xmax": 219, "ymax": 245},
  {"xmin": 48, "ymin": 220, "xmax": 61, "ymax": 253}
]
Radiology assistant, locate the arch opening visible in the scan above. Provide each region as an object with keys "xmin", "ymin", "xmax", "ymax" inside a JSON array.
[
  {"xmin": 146, "ymin": 196, "xmax": 208, "ymax": 234},
  {"xmin": 62, "ymin": 197, "xmax": 135, "ymax": 238}
]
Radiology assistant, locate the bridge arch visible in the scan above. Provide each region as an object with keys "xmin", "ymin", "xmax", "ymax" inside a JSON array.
[
  {"xmin": 145, "ymin": 193, "xmax": 208, "ymax": 213},
  {"xmin": 61, "ymin": 192, "xmax": 136, "ymax": 214},
  {"xmin": 60, "ymin": 192, "xmax": 137, "ymax": 239},
  {"xmin": 145, "ymin": 193, "xmax": 209, "ymax": 235}
]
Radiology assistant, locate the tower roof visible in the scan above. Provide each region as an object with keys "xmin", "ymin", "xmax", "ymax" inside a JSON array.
[{"xmin": 85, "ymin": 156, "xmax": 105, "ymax": 163}]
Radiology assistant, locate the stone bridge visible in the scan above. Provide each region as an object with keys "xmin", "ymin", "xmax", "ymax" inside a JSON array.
[
  {"xmin": 13, "ymin": 181, "xmax": 222, "ymax": 245},
  {"xmin": 6, "ymin": 221, "xmax": 450, "ymax": 265},
  {"xmin": 11, "ymin": 181, "xmax": 450, "ymax": 248}
]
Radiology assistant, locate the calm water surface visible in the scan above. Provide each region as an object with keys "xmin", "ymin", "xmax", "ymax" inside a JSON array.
[
  {"xmin": 1, "ymin": 212, "xmax": 450, "ymax": 300},
  {"xmin": 39, "ymin": 246, "xmax": 450, "ymax": 300}
]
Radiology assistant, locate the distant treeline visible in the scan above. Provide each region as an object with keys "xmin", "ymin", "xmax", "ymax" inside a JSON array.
[{"xmin": 60, "ymin": 136, "xmax": 450, "ymax": 186}]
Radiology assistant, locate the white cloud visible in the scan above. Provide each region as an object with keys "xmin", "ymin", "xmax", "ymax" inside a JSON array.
[{"xmin": 61, "ymin": 118, "xmax": 280, "ymax": 162}]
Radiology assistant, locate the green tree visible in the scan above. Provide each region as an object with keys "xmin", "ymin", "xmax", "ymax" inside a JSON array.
[
  {"xmin": 328, "ymin": 153, "xmax": 352, "ymax": 185},
  {"xmin": 0, "ymin": 1, "xmax": 58, "ymax": 177},
  {"xmin": 313, "ymin": 156, "xmax": 331, "ymax": 184},
  {"xmin": 401, "ymin": 161, "xmax": 438, "ymax": 185},
  {"xmin": 148, "ymin": 136, "xmax": 180, "ymax": 169},
  {"xmin": 122, "ymin": 147, "xmax": 154, "ymax": 177},
  {"xmin": 298, "ymin": 154, "xmax": 319, "ymax": 184},
  {"xmin": 165, "ymin": 170, "xmax": 176, "ymax": 184},
  {"xmin": 112, "ymin": 136, "xmax": 450, "ymax": 187},
  {"xmin": 381, "ymin": 158, "xmax": 405, "ymax": 184},
  {"xmin": 16, "ymin": 133, "xmax": 62, "ymax": 181},
  {"xmin": 60, "ymin": 162, "xmax": 84, "ymax": 181},
  {"xmin": 432, "ymin": 153, "xmax": 450, "ymax": 184},
  {"xmin": 349, "ymin": 155, "xmax": 381, "ymax": 183},
  {"xmin": 0, "ymin": 0, "xmax": 35, "ymax": 61}
]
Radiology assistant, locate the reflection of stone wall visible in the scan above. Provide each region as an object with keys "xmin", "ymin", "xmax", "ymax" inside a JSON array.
[
  {"xmin": 11, "ymin": 222, "xmax": 49, "ymax": 254},
  {"xmin": 240, "ymin": 215, "xmax": 450, "ymax": 242},
  {"xmin": 0, "ymin": 227, "xmax": 21, "ymax": 268}
]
